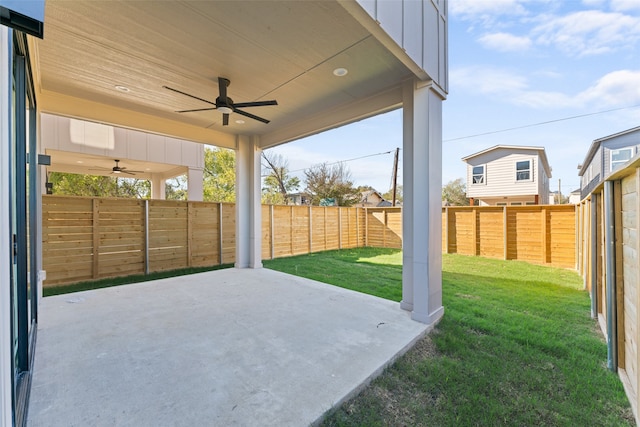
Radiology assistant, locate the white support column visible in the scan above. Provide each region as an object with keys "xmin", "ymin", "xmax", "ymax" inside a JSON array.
[
  {"xmin": 187, "ymin": 167, "xmax": 203, "ymax": 202},
  {"xmin": 235, "ymin": 135, "xmax": 262, "ymax": 269},
  {"xmin": 402, "ymin": 78, "xmax": 444, "ymax": 325},
  {"xmin": 0, "ymin": 26, "xmax": 12, "ymax": 427},
  {"xmin": 150, "ymin": 174, "xmax": 166, "ymax": 200}
]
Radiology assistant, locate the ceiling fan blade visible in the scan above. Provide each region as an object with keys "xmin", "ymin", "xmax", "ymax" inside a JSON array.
[
  {"xmin": 223, "ymin": 113, "xmax": 229, "ymax": 126},
  {"xmin": 218, "ymin": 77, "xmax": 229, "ymax": 103},
  {"xmin": 120, "ymin": 170, "xmax": 136, "ymax": 175},
  {"xmin": 176, "ymin": 107, "xmax": 217, "ymax": 113},
  {"xmin": 233, "ymin": 100, "xmax": 278, "ymax": 108},
  {"xmin": 89, "ymin": 166, "xmax": 111, "ymax": 171},
  {"xmin": 163, "ymin": 86, "xmax": 216, "ymax": 106},
  {"xmin": 234, "ymin": 108, "xmax": 270, "ymax": 124}
]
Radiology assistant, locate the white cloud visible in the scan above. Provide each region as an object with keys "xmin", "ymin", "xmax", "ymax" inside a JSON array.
[
  {"xmin": 451, "ymin": 66, "xmax": 528, "ymax": 96},
  {"xmin": 532, "ymin": 10, "xmax": 640, "ymax": 56},
  {"xmin": 451, "ymin": 66, "xmax": 640, "ymax": 110},
  {"xmin": 449, "ymin": 0, "xmax": 528, "ymax": 17},
  {"xmin": 577, "ymin": 70, "xmax": 640, "ymax": 106},
  {"xmin": 610, "ymin": 0, "xmax": 640, "ymax": 11},
  {"xmin": 478, "ymin": 32, "xmax": 532, "ymax": 52}
]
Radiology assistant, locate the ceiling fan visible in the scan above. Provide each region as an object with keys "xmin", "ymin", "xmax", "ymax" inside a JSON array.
[
  {"xmin": 89, "ymin": 159, "xmax": 143, "ymax": 176},
  {"xmin": 164, "ymin": 77, "xmax": 278, "ymax": 126}
]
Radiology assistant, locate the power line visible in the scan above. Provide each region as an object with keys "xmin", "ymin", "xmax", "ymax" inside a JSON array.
[
  {"xmin": 286, "ymin": 149, "xmax": 397, "ymax": 174},
  {"xmin": 444, "ymin": 104, "xmax": 640, "ymax": 142}
]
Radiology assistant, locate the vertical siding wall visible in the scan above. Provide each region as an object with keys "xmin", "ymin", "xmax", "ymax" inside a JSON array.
[
  {"xmin": 443, "ymin": 205, "xmax": 576, "ymax": 268},
  {"xmin": 577, "ymin": 161, "xmax": 640, "ymax": 425}
]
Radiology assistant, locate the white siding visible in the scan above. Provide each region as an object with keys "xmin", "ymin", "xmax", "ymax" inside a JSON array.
[
  {"xmin": 41, "ymin": 113, "xmax": 204, "ymax": 168},
  {"xmin": 466, "ymin": 149, "xmax": 539, "ymax": 198},
  {"xmin": 602, "ymin": 134, "xmax": 640, "ymax": 177},
  {"xmin": 355, "ymin": 0, "xmax": 448, "ymax": 91}
]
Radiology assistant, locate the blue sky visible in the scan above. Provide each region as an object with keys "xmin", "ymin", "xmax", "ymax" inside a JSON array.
[{"xmin": 267, "ymin": 0, "xmax": 640, "ymax": 196}]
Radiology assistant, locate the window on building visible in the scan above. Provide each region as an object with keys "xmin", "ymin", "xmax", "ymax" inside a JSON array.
[
  {"xmin": 611, "ymin": 148, "xmax": 633, "ymax": 171},
  {"xmin": 516, "ymin": 160, "xmax": 531, "ymax": 181},
  {"xmin": 472, "ymin": 165, "xmax": 485, "ymax": 184},
  {"xmin": 496, "ymin": 202, "xmax": 507, "ymax": 206},
  {"xmin": 511, "ymin": 202, "xmax": 522, "ymax": 206}
]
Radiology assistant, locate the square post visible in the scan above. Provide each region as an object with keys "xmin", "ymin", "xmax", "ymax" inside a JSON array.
[{"xmin": 235, "ymin": 135, "xmax": 262, "ymax": 268}]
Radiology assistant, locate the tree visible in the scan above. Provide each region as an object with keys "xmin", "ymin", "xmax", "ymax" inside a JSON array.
[
  {"xmin": 261, "ymin": 152, "xmax": 300, "ymax": 204},
  {"xmin": 48, "ymin": 172, "xmax": 150, "ymax": 198},
  {"xmin": 165, "ymin": 175, "xmax": 187, "ymax": 200},
  {"xmin": 382, "ymin": 185, "xmax": 403, "ymax": 204},
  {"xmin": 304, "ymin": 162, "xmax": 359, "ymax": 206},
  {"xmin": 442, "ymin": 178, "xmax": 469, "ymax": 206},
  {"xmin": 203, "ymin": 147, "xmax": 236, "ymax": 202}
]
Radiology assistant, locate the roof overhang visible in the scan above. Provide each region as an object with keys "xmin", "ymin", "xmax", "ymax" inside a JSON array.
[{"xmin": 30, "ymin": 1, "xmax": 434, "ymax": 150}]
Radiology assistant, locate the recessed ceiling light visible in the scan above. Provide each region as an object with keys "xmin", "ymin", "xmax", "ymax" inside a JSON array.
[
  {"xmin": 235, "ymin": 119, "xmax": 245, "ymax": 124},
  {"xmin": 76, "ymin": 160, "xmax": 84, "ymax": 164},
  {"xmin": 115, "ymin": 85, "xmax": 130, "ymax": 92},
  {"xmin": 145, "ymin": 168, "xmax": 151, "ymax": 171},
  {"xmin": 333, "ymin": 68, "xmax": 348, "ymax": 77}
]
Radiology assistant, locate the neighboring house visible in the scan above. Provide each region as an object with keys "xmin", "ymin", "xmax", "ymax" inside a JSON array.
[
  {"xmin": 578, "ymin": 126, "xmax": 640, "ymax": 200},
  {"xmin": 360, "ymin": 189, "xmax": 392, "ymax": 207},
  {"xmin": 287, "ymin": 192, "xmax": 311, "ymax": 206},
  {"xmin": 462, "ymin": 145, "xmax": 552, "ymax": 206},
  {"xmin": 568, "ymin": 189, "xmax": 581, "ymax": 205}
]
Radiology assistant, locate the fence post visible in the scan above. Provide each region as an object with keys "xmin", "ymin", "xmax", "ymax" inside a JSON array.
[
  {"xmin": 503, "ymin": 206, "xmax": 508, "ymax": 261},
  {"xmin": 356, "ymin": 208, "xmax": 360, "ymax": 247},
  {"xmin": 144, "ymin": 199, "xmax": 149, "ymax": 274},
  {"xmin": 308, "ymin": 205, "xmax": 312, "ymax": 254},
  {"xmin": 270, "ymin": 205, "xmax": 275, "ymax": 260},
  {"xmin": 324, "ymin": 207, "xmax": 327, "ymax": 250},
  {"xmin": 92, "ymin": 198, "xmax": 100, "ymax": 279},
  {"xmin": 472, "ymin": 207, "xmax": 478, "ymax": 256},
  {"xmin": 290, "ymin": 205, "xmax": 294, "ymax": 256},
  {"xmin": 187, "ymin": 202, "xmax": 193, "ymax": 268},
  {"xmin": 444, "ymin": 207, "xmax": 449, "ymax": 254},
  {"xmin": 541, "ymin": 207, "xmax": 548, "ymax": 264},
  {"xmin": 365, "ymin": 208, "xmax": 369, "ymax": 247},
  {"xmin": 339, "ymin": 207, "xmax": 343, "ymax": 249},
  {"xmin": 219, "ymin": 203, "xmax": 224, "ymax": 265}
]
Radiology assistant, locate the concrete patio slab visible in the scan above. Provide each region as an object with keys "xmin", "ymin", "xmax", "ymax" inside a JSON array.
[{"xmin": 28, "ymin": 268, "xmax": 430, "ymax": 427}]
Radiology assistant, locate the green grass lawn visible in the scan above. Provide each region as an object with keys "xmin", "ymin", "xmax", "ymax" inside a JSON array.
[{"xmin": 263, "ymin": 248, "xmax": 634, "ymax": 426}]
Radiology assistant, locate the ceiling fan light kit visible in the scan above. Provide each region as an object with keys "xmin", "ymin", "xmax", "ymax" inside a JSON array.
[{"xmin": 164, "ymin": 77, "xmax": 277, "ymax": 126}]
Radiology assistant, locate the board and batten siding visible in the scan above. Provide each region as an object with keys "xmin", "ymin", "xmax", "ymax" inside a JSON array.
[
  {"xmin": 466, "ymin": 150, "xmax": 542, "ymax": 198},
  {"xmin": 352, "ymin": 0, "xmax": 448, "ymax": 92}
]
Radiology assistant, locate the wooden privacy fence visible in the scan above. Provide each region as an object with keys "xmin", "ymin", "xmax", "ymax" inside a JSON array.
[
  {"xmin": 42, "ymin": 197, "xmax": 402, "ymax": 286},
  {"xmin": 442, "ymin": 205, "xmax": 577, "ymax": 268},
  {"xmin": 576, "ymin": 157, "xmax": 640, "ymax": 424}
]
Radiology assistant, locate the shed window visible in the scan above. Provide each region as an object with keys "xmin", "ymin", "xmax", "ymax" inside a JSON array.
[
  {"xmin": 516, "ymin": 160, "xmax": 531, "ymax": 181},
  {"xmin": 472, "ymin": 165, "xmax": 485, "ymax": 184},
  {"xmin": 611, "ymin": 148, "xmax": 633, "ymax": 171}
]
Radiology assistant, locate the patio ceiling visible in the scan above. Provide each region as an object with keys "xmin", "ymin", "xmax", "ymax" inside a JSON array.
[{"xmin": 32, "ymin": 1, "xmax": 415, "ymax": 150}]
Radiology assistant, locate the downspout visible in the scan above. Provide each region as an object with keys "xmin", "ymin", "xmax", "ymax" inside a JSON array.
[
  {"xmin": 590, "ymin": 196, "xmax": 597, "ymax": 319},
  {"xmin": 604, "ymin": 181, "xmax": 617, "ymax": 372}
]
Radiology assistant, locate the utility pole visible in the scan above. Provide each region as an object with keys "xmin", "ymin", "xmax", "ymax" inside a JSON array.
[
  {"xmin": 391, "ymin": 147, "xmax": 399, "ymax": 206},
  {"xmin": 558, "ymin": 178, "xmax": 561, "ymax": 204}
]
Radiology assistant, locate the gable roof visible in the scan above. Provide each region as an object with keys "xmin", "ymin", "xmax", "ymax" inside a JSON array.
[
  {"xmin": 461, "ymin": 145, "xmax": 552, "ymax": 177},
  {"xmin": 578, "ymin": 126, "xmax": 640, "ymax": 177}
]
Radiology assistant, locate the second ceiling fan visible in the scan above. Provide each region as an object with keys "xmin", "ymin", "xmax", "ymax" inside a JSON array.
[{"xmin": 164, "ymin": 77, "xmax": 278, "ymax": 126}]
